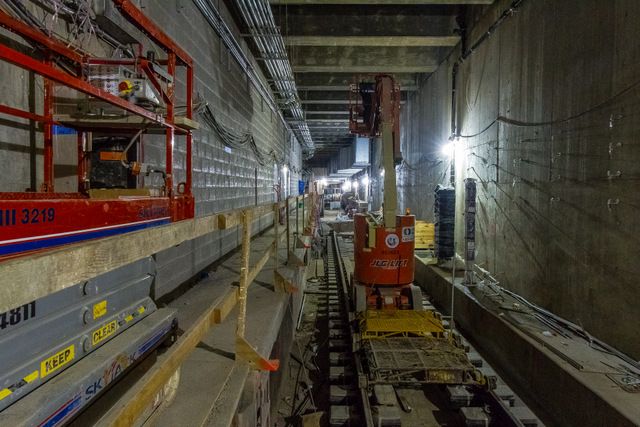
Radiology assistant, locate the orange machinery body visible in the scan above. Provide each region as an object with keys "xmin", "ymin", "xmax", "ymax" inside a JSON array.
[{"xmin": 353, "ymin": 213, "xmax": 415, "ymax": 309}]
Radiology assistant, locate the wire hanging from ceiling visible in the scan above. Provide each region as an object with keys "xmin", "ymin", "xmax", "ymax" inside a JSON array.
[
  {"xmin": 198, "ymin": 103, "xmax": 281, "ymax": 167},
  {"xmin": 458, "ymin": 75, "xmax": 640, "ymax": 138},
  {"xmin": 2, "ymin": 0, "xmax": 133, "ymax": 56}
]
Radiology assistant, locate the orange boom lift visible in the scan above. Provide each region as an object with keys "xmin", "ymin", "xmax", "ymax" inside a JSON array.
[{"xmin": 349, "ymin": 75, "xmax": 422, "ymax": 312}]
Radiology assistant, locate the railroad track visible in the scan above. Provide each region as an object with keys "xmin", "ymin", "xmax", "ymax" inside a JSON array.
[
  {"xmin": 320, "ymin": 228, "xmax": 542, "ymax": 427},
  {"xmin": 324, "ymin": 231, "xmax": 371, "ymax": 426}
]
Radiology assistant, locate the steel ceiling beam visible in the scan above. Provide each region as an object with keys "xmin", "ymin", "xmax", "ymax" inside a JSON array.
[
  {"xmin": 305, "ymin": 118, "xmax": 350, "ymax": 122},
  {"xmin": 284, "ymin": 35, "xmax": 459, "ymax": 47},
  {"xmin": 293, "ymin": 65, "xmax": 437, "ymax": 73},
  {"xmin": 294, "ymin": 73, "xmax": 417, "ymax": 88},
  {"xmin": 304, "ymin": 110, "xmax": 351, "ymax": 115},
  {"xmin": 299, "ymin": 85, "xmax": 418, "ymax": 91},
  {"xmin": 271, "ymin": 0, "xmax": 493, "ymax": 3},
  {"xmin": 301, "ymin": 99, "xmax": 406, "ymax": 104}
]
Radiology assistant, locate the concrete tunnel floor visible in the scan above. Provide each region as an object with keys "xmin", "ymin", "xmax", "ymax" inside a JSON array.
[{"xmin": 68, "ymin": 209, "xmax": 638, "ymax": 427}]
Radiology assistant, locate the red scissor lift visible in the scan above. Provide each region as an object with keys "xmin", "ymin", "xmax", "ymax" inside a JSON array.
[{"xmin": 0, "ymin": 0, "xmax": 195, "ymax": 259}]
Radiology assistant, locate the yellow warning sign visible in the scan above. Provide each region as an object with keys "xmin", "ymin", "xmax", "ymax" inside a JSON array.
[
  {"xmin": 41, "ymin": 345, "xmax": 74, "ymax": 378},
  {"xmin": 93, "ymin": 300, "xmax": 107, "ymax": 319},
  {"xmin": 92, "ymin": 320, "xmax": 118, "ymax": 346}
]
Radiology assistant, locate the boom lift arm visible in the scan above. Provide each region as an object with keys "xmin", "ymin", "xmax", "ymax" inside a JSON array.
[
  {"xmin": 349, "ymin": 75, "xmax": 418, "ymax": 312},
  {"xmin": 349, "ymin": 74, "xmax": 402, "ymax": 228}
]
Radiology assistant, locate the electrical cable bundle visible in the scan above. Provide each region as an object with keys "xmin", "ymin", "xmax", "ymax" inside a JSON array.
[
  {"xmin": 1, "ymin": 0, "xmax": 134, "ymax": 57},
  {"xmin": 199, "ymin": 104, "xmax": 279, "ymax": 167},
  {"xmin": 457, "ymin": 70, "xmax": 640, "ymax": 139},
  {"xmin": 434, "ymin": 185, "xmax": 456, "ymax": 259}
]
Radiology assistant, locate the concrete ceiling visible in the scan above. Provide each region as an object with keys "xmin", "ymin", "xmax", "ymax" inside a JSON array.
[
  {"xmin": 270, "ymin": 1, "xmax": 492, "ymax": 4},
  {"xmin": 274, "ymin": 3, "xmax": 475, "ymax": 164},
  {"xmin": 229, "ymin": 1, "xmax": 493, "ymax": 164}
]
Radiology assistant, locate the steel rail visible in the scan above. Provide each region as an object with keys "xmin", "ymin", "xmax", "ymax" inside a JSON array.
[{"xmin": 329, "ymin": 230, "xmax": 374, "ymax": 427}]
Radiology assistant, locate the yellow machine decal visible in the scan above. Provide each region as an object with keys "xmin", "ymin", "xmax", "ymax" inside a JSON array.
[
  {"xmin": 24, "ymin": 370, "xmax": 39, "ymax": 383},
  {"xmin": 414, "ymin": 221, "xmax": 435, "ymax": 250},
  {"xmin": 0, "ymin": 370, "xmax": 39, "ymax": 401},
  {"xmin": 93, "ymin": 300, "xmax": 107, "ymax": 319},
  {"xmin": 92, "ymin": 320, "xmax": 118, "ymax": 346},
  {"xmin": 41, "ymin": 345, "xmax": 74, "ymax": 378}
]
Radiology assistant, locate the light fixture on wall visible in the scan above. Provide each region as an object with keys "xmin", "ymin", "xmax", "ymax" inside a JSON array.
[
  {"xmin": 320, "ymin": 178, "xmax": 327, "ymax": 187},
  {"xmin": 342, "ymin": 180, "xmax": 352, "ymax": 192},
  {"xmin": 380, "ymin": 169, "xmax": 385, "ymax": 177},
  {"xmin": 441, "ymin": 141, "xmax": 456, "ymax": 158},
  {"xmin": 361, "ymin": 175, "xmax": 370, "ymax": 186},
  {"xmin": 352, "ymin": 180, "xmax": 359, "ymax": 190},
  {"xmin": 281, "ymin": 165, "xmax": 289, "ymax": 197}
]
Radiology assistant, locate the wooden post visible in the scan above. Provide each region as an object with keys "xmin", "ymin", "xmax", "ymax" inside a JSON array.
[
  {"xmin": 305, "ymin": 193, "xmax": 313, "ymax": 235},
  {"xmin": 273, "ymin": 202, "xmax": 279, "ymax": 268},
  {"xmin": 237, "ymin": 210, "xmax": 251, "ymax": 338},
  {"xmin": 295, "ymin": 196, "xmax": 299, "ymax": 241},
  {"xmin": 286, "ymin": 199, "xmax": 290, "ymax": 254},
  {"xmin": 234, "ymin": 209, "xmax": 279, "ymax": 371},
  {"xmin": 308, "ymin": 194, "xmax": 313, "ymax": 231}
]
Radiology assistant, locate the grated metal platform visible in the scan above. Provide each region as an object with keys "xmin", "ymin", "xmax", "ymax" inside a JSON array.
[{"xmin": 365, "ymin": 337, "xmax": 484, "ymax": 385}]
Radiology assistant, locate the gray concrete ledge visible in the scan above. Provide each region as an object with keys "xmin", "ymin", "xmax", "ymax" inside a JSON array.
[{"xmin": 415, "ymin": 258, "xmax": 640, "ymax": 427}]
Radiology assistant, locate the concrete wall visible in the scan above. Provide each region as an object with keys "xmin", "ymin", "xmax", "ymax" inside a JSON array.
[
  {"xmin": 0, "ymin": 2, "xmax": 303, "ymax": 297},
  {"xmin": 399, "ymin": 0, "xmax": 640, "ymax": 358},
  {"xmin": 397, "ymin": 53, "xmax": 455, "ymax": 219}
]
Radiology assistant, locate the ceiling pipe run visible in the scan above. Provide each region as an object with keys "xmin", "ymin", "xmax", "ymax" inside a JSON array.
[
  {"xmin": 192, "ymin": 0, "xmax": 313, "ymax": 157},
  {"xmin": 234, "ymin": 0, "xmax": 314, "ymax": 156}
]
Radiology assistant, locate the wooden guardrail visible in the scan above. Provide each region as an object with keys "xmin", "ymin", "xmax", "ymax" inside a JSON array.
[{"xmin": 108, "ymin": 193, "xmax": 317, "ymax": 426}]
